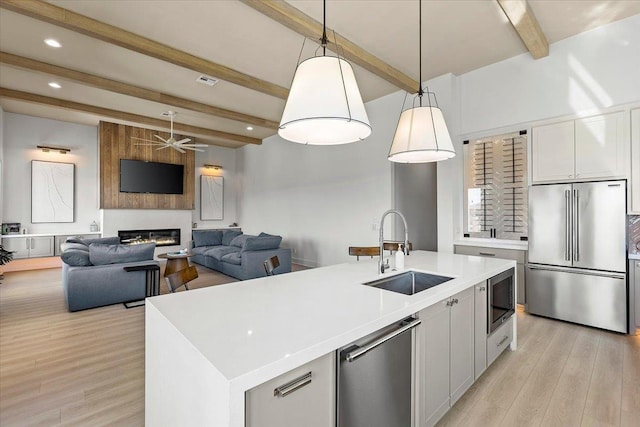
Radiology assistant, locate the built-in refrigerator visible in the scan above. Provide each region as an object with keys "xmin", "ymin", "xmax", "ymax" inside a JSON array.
[{"xmin": 527, "ymin": 180, "xmax": 627, "ymax": 333}]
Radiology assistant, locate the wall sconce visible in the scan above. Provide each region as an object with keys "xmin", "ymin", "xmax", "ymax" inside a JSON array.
[
  {"xmin": 37, "ymin": 145, "xmax": 70, "ymax": 154},
  {"xmin": 204, "ymin": 164, "xmax": 222, "ymax": 171}
]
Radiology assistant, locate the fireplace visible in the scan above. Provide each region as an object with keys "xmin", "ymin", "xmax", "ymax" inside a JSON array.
[{"xmin": 118, "ymin": 229, "xmax": 181, "ymax": 247}]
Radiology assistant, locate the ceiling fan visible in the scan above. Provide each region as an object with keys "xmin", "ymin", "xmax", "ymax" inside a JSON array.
[{"xmin": 132, "ymin": 111, "xmax": 208, "ymax": 153}]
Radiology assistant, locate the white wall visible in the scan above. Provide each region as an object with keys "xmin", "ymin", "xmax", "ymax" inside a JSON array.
[
  {"xmin": 0, "ymin": 105, "xmax": 4, "ymax": 226},
  {"xmin": 2, "ymin": 113, "xmax": 100, "ymax": 234},
  {"xmin": 437, "ymin": 14, "xmax": 640, "ymax": 251},
  {"xmin": 237, "ymin": 90, "xmax": 407, "ymax": 267},
  {"xmin": 193, "ymin": 146, "xmax": 238, "ymax": 229}
]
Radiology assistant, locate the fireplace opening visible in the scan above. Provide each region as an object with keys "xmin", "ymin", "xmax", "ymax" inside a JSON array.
[{"xmin": 118, "ymin": 229, "xmax": 180, "ymax": 247}]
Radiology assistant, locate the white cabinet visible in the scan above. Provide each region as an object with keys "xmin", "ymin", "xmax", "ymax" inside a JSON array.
[
  {"xmin": 532, "ymin": 120, "xmax": 575, "ymax": 182},
  {"xmin": 532, "ymin": 112, "xmax": 626, "ymax": 183},
  {"xmin": 418, "ymin": 287, "xmax": 474, "ymax": 427},
  {"xmin": 631, "ymin": 109, "xmax": 640, "ymax": 214},
  {"xmin": 245, "ymin": 353, "xmax": 335, "ymax": 427},
  {"xmin": 633, "ymin": 260, "xmax": 640, "ymax": 330},
  {"xmin": 474, "ymin": 281, "xmax": 488, "ymax": 380},
  {"xmin": 1, "ymin": 236, "xmax": 54, "ymax": 259}
]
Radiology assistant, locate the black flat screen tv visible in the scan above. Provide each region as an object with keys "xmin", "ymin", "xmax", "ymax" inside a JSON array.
[{"xmin": 120, "ymin": 159, "xmax": 184, "ymax": 194}]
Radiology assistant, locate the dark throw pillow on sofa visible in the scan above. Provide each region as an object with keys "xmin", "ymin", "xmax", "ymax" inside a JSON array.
[
  {"xmin": 222, "ymin": 230, "xmax": 243, "ymax": 246},
  {"xmin": 242, "ymin": 235, "xmax": 282, "ymax": 252},
  {"xmin": 61, "ymin": 249, "xmax": 92, "ymax": 266},
  {"xmin": 61, "ymin": 242, "xmax": 90, "ymax": 252},
  {"xmin": 229, "ymin": 233, "xmax": 254, "ymax": 248},
  {"xmin": 193, "ymin": 230, "xmax": 223, "ymax": 247},
  {"xmin": 89, "ymin": 242, "xmax": 155, "ymax": 265}
]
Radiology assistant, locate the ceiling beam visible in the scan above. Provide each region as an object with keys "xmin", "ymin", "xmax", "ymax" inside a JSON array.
[
  {"xmin": 0, "ymin": 87, "xmax": 262, "ymax": 146},
  {"xmin": 497, "ymin": 0, "xmax": 549, "ymax": 59},
  {"xmin": 0, "ymin": 51, "xmax": 279, "ymax": 130},
  {"xmin": 0, "ymin": 0, "xmax": 289, "ymax": 99},
  {"xmin": 240, "ymin": 0, "xmax": 419, "ymax": 94}
]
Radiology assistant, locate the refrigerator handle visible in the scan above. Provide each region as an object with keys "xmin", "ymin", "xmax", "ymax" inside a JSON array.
[
  {"xmin": 573, "ymin": 189, "xmax": 579, "ymax": 262},
  {"xmin": 565, "ymin": 190, "xmax": 571, "ymax": 261}
]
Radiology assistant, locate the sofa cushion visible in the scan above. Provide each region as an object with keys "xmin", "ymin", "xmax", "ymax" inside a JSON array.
[
  {"xmin": 222, "ymin": 230, "xmax": 242, "ymax": 246},
  {"xmin": 61, "ymin": 242, "xmax": 90, "ymax": 252},
  {"xmin": 67, "ymin": 236, "xmax": 121, "ymax": 246},
  {"xmin": 258, "ymin": 232, "xmax": 277, "ymax": 238},
  {"xmin": 221, "ymin": 252, "xmax": 242, "ymax": 265},
  {"xmin": 242, "ymin": 235, "xmax": 282, "ymax": 252},
  {"xmin": 204, "ymin": 246, "xmax": 240, "ymax": 261},
  {"xmin": 193, "ymin": 230, "xmax": 223, "ymax": 247},
  {"xmin": 89, "ymin": 242, "xmax": 155, "ymax": 265},
  {"xmin": 61, "ymin": 249, "xmax": 92, "ymax": 266},
  {"xmin": 191, "ymin": 246, "xmax": 217, "ymax": 256},
  {"xmin": 230, "ymin": 234, "xmax": 256, "ymax": 248}
]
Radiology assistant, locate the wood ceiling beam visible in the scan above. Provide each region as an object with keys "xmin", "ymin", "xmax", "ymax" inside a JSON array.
[
  {"xmin": 0, "ymin": 0, "xmax": 289, "ymax": 99},
  {"xmin": 497, "ymin": 0, "xmax": 549, "ymax": 59},
  {"xmin": 240, "ymin": 0, "xmax": 419, "ymax": 94},
  {"xmin": 0, "ymin": 87, "xmax": 262, "ymax": 146},
  {"xmin": 0, "ymin": 51, "xmax": 279, "ymax": 130}
]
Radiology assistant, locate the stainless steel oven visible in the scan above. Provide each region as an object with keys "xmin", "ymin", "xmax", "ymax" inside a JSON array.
[{"xmin": 488, "ymin": 268, "xmax": 515, "ymax": 334}]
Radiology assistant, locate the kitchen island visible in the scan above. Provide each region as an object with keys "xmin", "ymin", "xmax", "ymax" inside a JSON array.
[{"xmin": 145, "ymin": 250, "xmax": 516, "ymax": 426}]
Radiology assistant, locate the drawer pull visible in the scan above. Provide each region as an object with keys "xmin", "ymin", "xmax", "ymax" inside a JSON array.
[
  {"xmin": 479, "ymin": 252, "xmax": 495, "ymax": 257},
  {"xmin": 497, "ymin": 335, "xmax": 510, "ymax": 347},
  {"xmin": 274, "ymin": 372, "xmax": 312, "ymax": 397}
]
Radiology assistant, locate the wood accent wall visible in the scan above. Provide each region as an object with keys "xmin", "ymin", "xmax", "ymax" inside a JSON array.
[{"xmin": 99, "ymin": 121, "xmax": 195, "ymax": 209}]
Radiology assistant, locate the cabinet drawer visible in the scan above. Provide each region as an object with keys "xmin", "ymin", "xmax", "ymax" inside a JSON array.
[
  {"xmin": 246, "ymin": 353, "xmax": 335, "ymax": 427},
  {"xmin": 487, "ymin": 316, "xmax": 513, "ymax": 366},
  {"xmin": 454, "ymin": 245, "xmax": 525, "ymax": 264}
]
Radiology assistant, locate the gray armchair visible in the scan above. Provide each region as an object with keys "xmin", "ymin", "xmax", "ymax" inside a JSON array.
[{"xmin": 60, "ymin": 237, "xmax": 158, "ymax": 311}]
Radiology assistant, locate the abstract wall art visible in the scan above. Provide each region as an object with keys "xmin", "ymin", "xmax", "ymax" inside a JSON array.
[
  {"xmin": 31, "ymin": 160, "xmax": 75, "ymax": 223},
  {"xmin": 200, "ymin": 175, "xmax": 223, "ymax": 220}
]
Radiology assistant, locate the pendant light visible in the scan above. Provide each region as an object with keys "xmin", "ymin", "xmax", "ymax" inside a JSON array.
[
  {"xmin": 388, "ymin": 0, "xmax": 455, "ymax": 163},
  {"xmin": 278, "ymin": 0, "xmax": 371, "ymax": 145}
]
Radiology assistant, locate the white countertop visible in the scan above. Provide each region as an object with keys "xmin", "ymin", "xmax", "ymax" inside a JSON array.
[
  {"xmin": 630, "ymin": 254, "xmax": 640, "ymax": 260},
  {"xmin": 1, "ymin": 232, "xmax": 101, "ymax": 238},
  {"xmin": 147, "ymin": 251, "xmax": 515, "ymax": 392},
  {"xmin": 454, "ymin": 238, "xmax": 528, "ymax": 250}
]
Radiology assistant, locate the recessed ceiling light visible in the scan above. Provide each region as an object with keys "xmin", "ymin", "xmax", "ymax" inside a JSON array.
[
  {"xmin": 44, "ymin": 38, "xmax": 61, "ymax": 48},
  {"xmin": 48, "ymin": 82, "xmax": 61, "ymax": 89},
  {"xmin": 246, "ymin": 126, "xmax": 254, "ymax": 131}
]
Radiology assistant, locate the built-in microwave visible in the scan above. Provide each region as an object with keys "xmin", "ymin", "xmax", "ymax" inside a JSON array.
[{"xmin": 488, "ymin": 268, "xmax": 515, "ymax": 334}]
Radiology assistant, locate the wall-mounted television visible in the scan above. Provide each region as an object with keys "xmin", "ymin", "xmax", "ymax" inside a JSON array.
[{"xmin": 120, "ymin": 159, "xmax": 184, "ymax": 195}]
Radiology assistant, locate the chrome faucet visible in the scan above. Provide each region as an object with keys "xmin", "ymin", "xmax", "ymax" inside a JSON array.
[{"xmin": 378, "ymin": 209, "xmax": 409, "ymax": 274}]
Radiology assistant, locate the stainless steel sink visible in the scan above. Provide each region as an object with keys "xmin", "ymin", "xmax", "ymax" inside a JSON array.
[{"xmin": 363, "ymin": 271, "xmax": 454, "ymax": 295}]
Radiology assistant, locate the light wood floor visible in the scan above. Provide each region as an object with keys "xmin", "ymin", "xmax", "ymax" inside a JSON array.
[{"xmin": 1, "ymin": 267, "xmax": 638, "ymax": 427}]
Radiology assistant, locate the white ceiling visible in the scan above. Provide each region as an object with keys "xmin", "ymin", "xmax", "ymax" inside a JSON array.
[{"xmin": 0, "ymin": 0, "xmax": 638, "ymax": 148}]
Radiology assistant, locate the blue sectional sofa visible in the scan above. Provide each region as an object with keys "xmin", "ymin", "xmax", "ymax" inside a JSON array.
[
  {"xmin": 190, "ymin": 229, "xmax": 291, "ymax": 280},
  {"xmin": 60, "ymin": 236, "xmax": 158, "ymax": 311}
]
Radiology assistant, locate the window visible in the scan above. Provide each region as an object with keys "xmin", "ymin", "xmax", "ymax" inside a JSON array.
[{"xmin": 463, "ymin": 131, "xmax": 528, "ymax": 240}]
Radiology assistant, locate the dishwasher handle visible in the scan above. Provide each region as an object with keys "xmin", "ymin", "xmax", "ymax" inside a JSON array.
[{"xmin": 343, "ymin": 318, "xmax": 421, "ymax": 362}]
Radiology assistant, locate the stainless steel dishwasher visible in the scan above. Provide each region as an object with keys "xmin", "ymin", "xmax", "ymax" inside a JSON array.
[{"xmin": 337, "ymin": 317, "xmax": 421, "ymax": 427}]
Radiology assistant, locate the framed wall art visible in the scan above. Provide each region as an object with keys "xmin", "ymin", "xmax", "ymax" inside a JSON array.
[
  {"xmin": 31, "ymin": 160, "xmax": 75, "ymax": 223},
  {"xmin": 200, "ymin": 175, "xmax": 224, "ymax": 220}
]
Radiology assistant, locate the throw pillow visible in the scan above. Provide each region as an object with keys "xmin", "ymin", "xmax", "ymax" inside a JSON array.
[
  {"xmin": 193, "ymin": 230, "xmax": 223, "ymax": 247},
  {"xmin": 258, "ymin": 232, "xmax": 276, "ymax": 238},
  {"xmin": 230, "ymin": 234, "xmax": 255, "ymax": 248},
  {"xmin": 61, "ymin": 249, "xmax": 92, "ymax": 266},
  {"xmin": 61, "ymin": 242, "xmax": 90, "ymax": 252},
  {"xmin": 68, "ymin": 236, "xmax": 121, "ymax": 246},
  {"xmin": 222, "ymin": 230, "xmax": 243, "ymax": 246},
  {"xmin": 89, "ymin": 242, "xmax": 155, "ymax": 265},
  {"xmin": 242, "ymin": 235, "xmax": 282, "ymax": 252}
]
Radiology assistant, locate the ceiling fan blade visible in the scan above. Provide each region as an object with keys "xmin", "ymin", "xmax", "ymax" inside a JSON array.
[
  {"xmin": 135, "ymin": 143, "xmax": 165, "ymax": 146},
  {"xmin": 155, "ymin": 145, "xmax": 172, "ymax": 150},
  {"xmin": 180, "ymin": 144, "xmax": 208, "ymax": 148},
  {"xmin": 183, "ymin": 147, "xmax": 205, "ymax": 152},
  {"xmin": 173, "ymin": 145, "xmax": 187, "ymax": 153},
  {"xmin": 154, "ymin": 134, "xmax": 169, "ymax": 143},
  {"xmin": 175, "ymin": 138, "xmax": 192, "ymax": 145}
]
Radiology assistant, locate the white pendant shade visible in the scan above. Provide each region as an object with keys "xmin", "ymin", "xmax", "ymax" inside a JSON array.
[
  {"xmin": 279, "ymin": 56, "xmax": 371, "ymax": 145},
  {"xmin": 388, "ymin": 105, "xmax": 456, "ymax": 163}
]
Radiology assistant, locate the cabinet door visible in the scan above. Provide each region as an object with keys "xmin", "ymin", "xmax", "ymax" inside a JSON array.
[
  {"xmin": 2, "ymin": 237, "xmax": 29, "ymax": 259},
  {"xmin": 532, "ymin": 121, "xmax": 575, "ymax": 183},
  {"xmin": 449, "ymin": 288, "xmax": 474, "ymax": 405},
  {"xmin": 474, "ymin": 282, "xmax": 488, "ymax": 380},
  {"xmin": 575, "ymin": 112, "xmax": 626, "ymax": 179},
  {"xmin": 29, "ymin": 236, "xmax": 54, "ymax": 258},
  {"xmin": 516, "ymin": 263, "xmax": 526, "ymax": 305},
  {"xmin": 419, "ymin": 299, "xmax": 451, "ymax": 427},
  {"xmin": 246, "ymin": 353, "xmax": 335, "ymax": 427},
  {"xmin": 631, "ymin": 109, "xmax": 640, "ymax": 214},
  {"xmin": 635, "ymin": 261, "xmax": 640, "ymax": 329}
]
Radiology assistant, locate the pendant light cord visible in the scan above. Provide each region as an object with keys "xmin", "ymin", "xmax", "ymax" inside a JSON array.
[
  {"xmin": 321, "ymin": 0, "xmax": 327, "ymax": 55},
  {"xmin": 418, "ymin": 0, "xmax": 423, "ymax": 105}
]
